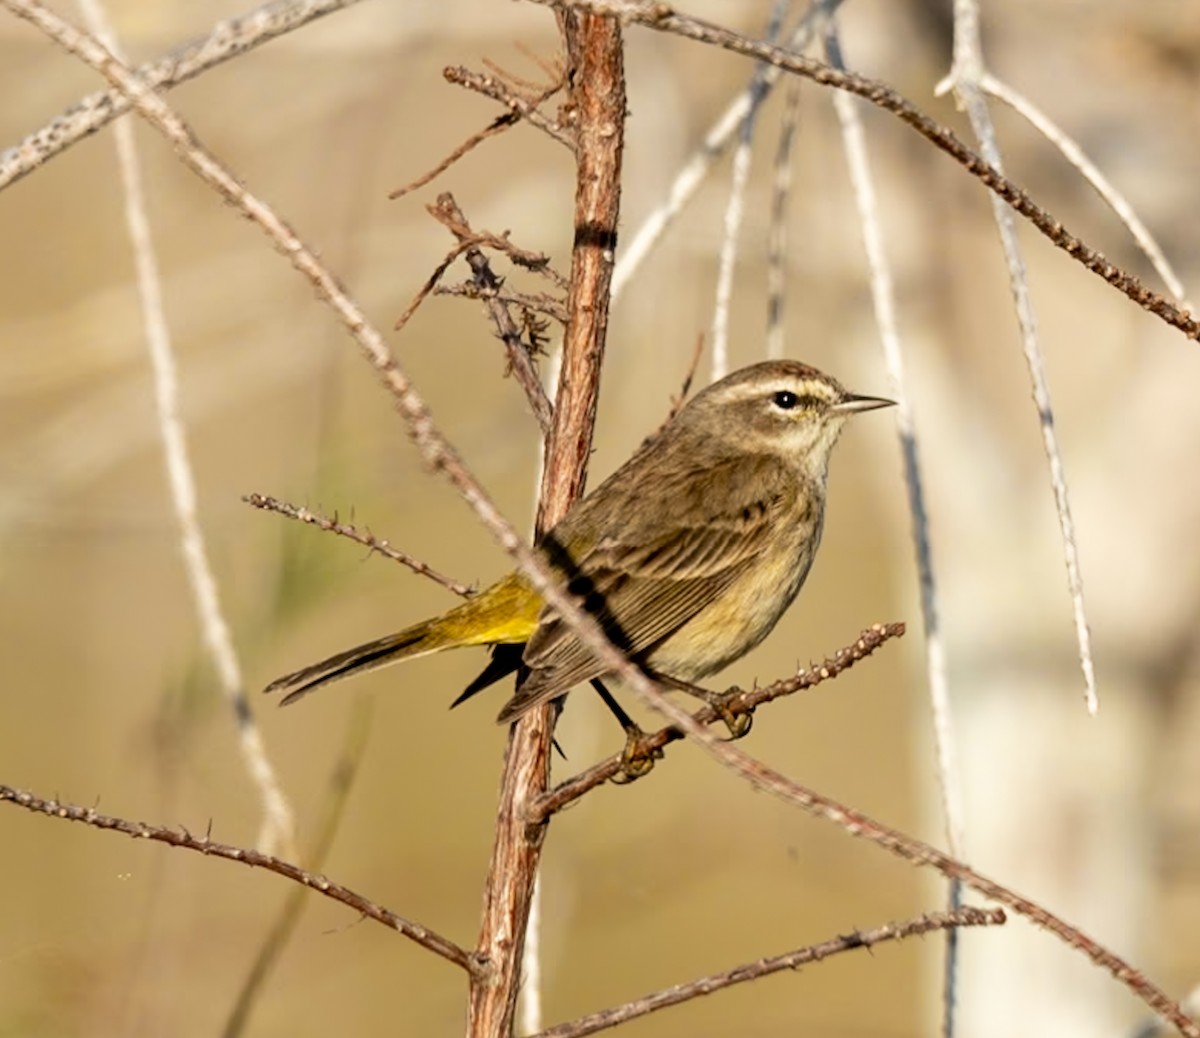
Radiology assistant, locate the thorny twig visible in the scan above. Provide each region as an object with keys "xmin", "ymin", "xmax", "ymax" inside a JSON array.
[
  {"xmin": 243, "ymin": 494, "xmax": 476, "ymax": 598},
  {"xmin": 0, "ymin": 784, "xmax": 476, "ymax": 973},
  {"xmin": 435, "ymin": 282, "xmax": 569, "ymax": 325},
  {"xmin": 391, "ymin": 64, "xmax": 567, "ymax": 200},
  {"xmin": 528, "ymin": 0, "xmax": 1200, "ymax": 341},
  {"xmin": 532, "ymin": 623, "xmax": 905, "ymax": 819},
  {"xmin": 428, "ymin": 194, "xmax": 559, "ymax": 433},
  {"xmin": 531, "ymin": 908, "xmax": 1007, "ymax": 1038},
  {"xmin": 444, "ymin": 66, "xmax": 575, "ymax": 151}
]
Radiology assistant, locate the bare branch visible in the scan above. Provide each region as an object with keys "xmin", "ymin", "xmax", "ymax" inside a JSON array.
[
  {"xmin": 532, "ymin": 907, "xmax": 1007, "ymax": 1038},
  {"xmin": 222, "ymin": 699, "xmax": 373, "ymax": 1037},
  {"xmin": 389, "ymin": 111, "xmax": 527, "ymax": 201},
  {"xmin": 708, "ymin": 0, "xmax": 789, "ymax": 380},
  {"xmin": 467, "ymin": 11, "xmax": 627, "ymax": 1034},
  {"xmin": 75, "ymin": 0, "xmax": 295, "ymax": 858},
  {"xmin": 820, "ymin": 11, "xmax": 966, "ymax": 1034},
  {"xmin": 444, "ymin": 66, "xmax": 575, "ymax": 151},
  {"xmin": 393, "ymin": 238, "xmax": 487, "ymax": 334},
  {"xmin": 0, "ymin": 783, "xmax": 477, "ymax": 973},
  {"xmin": 435, "ymin": 282, "xmax": 569, "ymax": 325},
  {"xmin": 532, "ymin": 622, "xmax": 904, "ymax": 819},
  {"xmin": 529, "ymin": 0, "xmax": 1200, "ymax": 341},
  {"xmin": 941, "ymin": 0, "xmax": 1097, "ymax": 717},
  {"xmin": 976, "ymin": 73, "xmax": 1193, "ymax": 313},
  {"xmin": 765, "ymin": 78, "xmax": 801, "ymax": 359},
  {"xmin": 243, "ymin": 493, "xmax": 475, "ymax": 598},
  {"xmin": 390, "ymin": 53, "xmax": 568, "ymax": 202},
  {"xmin": 663, "ymin": 332, "xmax": 704, "ymax": 424},
  {"xmin": 0, "ymin": 0, "xmax": 365, "ymax": 192},
  {"xmin": 611, "ymin": 0, "xmax": 836, "ymax": 302},
  {"xmin": 427, "ymin": 194, "xmax": 558, "ymax": 434}
]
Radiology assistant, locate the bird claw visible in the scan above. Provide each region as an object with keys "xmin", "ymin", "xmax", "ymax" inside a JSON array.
[
  {"xmin": 612, "ymin": 726, "xmax": 662, "ymax": 783},
  {"xmin": 704, "ymin": 690, "xmax": 753, "ymax": 740}
]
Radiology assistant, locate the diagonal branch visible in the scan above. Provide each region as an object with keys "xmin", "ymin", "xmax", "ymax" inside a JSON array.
[
  {"xmin": 531, "ymin": 907, "xmax": 1007, "ymax": 1038},
  {"xmin": 443, "ymin": 66, "xmax": 574, "ymax": 151},
  {"xmin": 0, "ymin": 0, "xmax": 365, "ymax": 192},
  {"xmin": 222, "ymin": 698, "xmax": 373, "ymax": 1037},
  {"xmin": 977, "ymin": 73, "xmax": 1192, "ymax": 313},
  {"xmin": 532, "ymin": 622, "xmax": 905, "ymax": 819},
  {"xmin": 0, "ymin": 783, "xmax": 477, "ymax": 973},
  {"xmin": 527, "ymin": 0, "xmax": 1200, "ymax": 341},
  {"xmin": 243, "ymin": 493, "xmax": 476, "ymax": 598}
]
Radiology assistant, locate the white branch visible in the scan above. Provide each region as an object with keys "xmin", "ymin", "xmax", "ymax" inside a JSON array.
[{"xmin": 74, "ymin": 0, "xmax": 295, "ymax": 856}]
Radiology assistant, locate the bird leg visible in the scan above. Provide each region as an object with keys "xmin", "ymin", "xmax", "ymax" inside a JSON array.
[
  {"xmin": 590, "ymin": 679, "xmax": 661, "ymax": 781},
  {"xmin": 654, "ymin": 674, "xmax": 754, "ymax": 740}
]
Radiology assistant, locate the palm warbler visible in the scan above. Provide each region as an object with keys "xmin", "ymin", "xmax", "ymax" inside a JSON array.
[{"xmin": 264, "ymin": 360, "xmax": 892, "ymax": 722}]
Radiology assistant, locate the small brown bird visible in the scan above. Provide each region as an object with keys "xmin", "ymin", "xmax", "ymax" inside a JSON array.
[{"xmin": 265, "ymin": 360, "xmax": 892, "ymax": 722}]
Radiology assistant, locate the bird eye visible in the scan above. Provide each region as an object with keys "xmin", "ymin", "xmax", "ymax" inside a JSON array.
[{"xmin": 772, "ymin": 390, "xmax": 799, "ymax": 410}]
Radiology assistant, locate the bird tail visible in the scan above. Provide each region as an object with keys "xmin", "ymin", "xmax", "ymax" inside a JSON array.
[
  {"xmin": 264, "ymin": 617, "xmax": 456, "ymax": 706},
  {"xmin": 263, "ymin": 572, "xmax": 542, "ymax": 706}
]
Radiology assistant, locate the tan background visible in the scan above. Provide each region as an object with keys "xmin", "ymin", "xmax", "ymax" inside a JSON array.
[{"xmin": 1, "ymin": 1, "xmax": 1198, "ymax": 1035}]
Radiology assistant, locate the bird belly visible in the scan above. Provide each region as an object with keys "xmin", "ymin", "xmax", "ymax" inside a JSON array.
[{"xmin": 646, "ymin": 535, "xmax": 817, "ymax": 681}]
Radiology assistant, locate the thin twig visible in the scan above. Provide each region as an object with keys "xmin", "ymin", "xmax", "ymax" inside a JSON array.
[
  {"xmin": 766, "ymin": 79, "xmax": 801, "ymax": 359},
  {"xmin": 663, "ymin": 332, "xmax": 704, "ymax": 424},
  {"xmin": 530, "ymin": 907, "xmax": 1007, "ymax": 1038},
  {"xmin": 942, "ymin": 0, "xmax": 1097, "ymax": 719},
  {"xmin": 75, "ymin": 0, "xmax": 294, "ymax": 857},
  {"xmin": 222, "ymin": 698, "xmax": 373, "ymax": 1038},
  {"xmin": 610, "ymin": 0, "xmax": 837, "ymax": 302},
  {"xmin": 820, "ymin": 13, "xmax": 966, "ymax": 1038},
  {"xmin": 242, "ymin": 493, "xmax": 475, "ymax": 598},
  {"xmin": 0, "ymin": 0, "xmax": 365, "ymax": 192},
  {"xmin": 534, "ymin": 0, "xmax": 1200, "ymax": 341},
  {"xmin": 390, "ymin": 60, "xmax": 567, "ymax": 202},
  {"xmin": 444, "ymin": 66, "xmax": 575, "ymax": 151},
  {"xmin": 556, "ymin": 637, "xmax": 1200, "ymax": 1038},
  {"xmin": 533, "ymin": 622, "xmax": 905, "ymax": 818},
  {"xmin": 0, "ymin": 783, "xmax": 476, "ymax": 973},
  {"xmin": 393, "ymin": 238, "xmax": 485, "ymax": 334},
  {"xmin": 435, "ymin": 282, "xmax": 569, "ymax": 325},
  {"xmin": 428, "ymin": 194, "xmax": 557, "ymax": 434},
  {"xmin": 977, "ymin": 73, "xmax": 1193, "ymax": 313},
  {"xmin": 709, "ymin": 0, "xmax": 790, "ymax": 380},
  {"xmin": 389, "ymin": 112, "xmax": 525, "ymax": 201}
]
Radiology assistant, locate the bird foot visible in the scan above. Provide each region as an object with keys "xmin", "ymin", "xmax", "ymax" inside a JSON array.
[
  {"xmin": 702, "ymin": 690, "xmax": 753, "ymax": 740},
  {"xmin": 612, "ymin": 726, "xmax": 663, "ymax": 783}
]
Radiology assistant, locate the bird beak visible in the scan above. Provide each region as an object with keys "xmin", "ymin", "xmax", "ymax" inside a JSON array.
[{"xmin": 831, "ymin": 393, "xmax": 895, "ymax": 415}]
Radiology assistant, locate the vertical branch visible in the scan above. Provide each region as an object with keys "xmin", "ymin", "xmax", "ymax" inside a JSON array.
[
  {"xmin": 820, "ymin": 13, "xmax": 966, "ymax": 1035},
  {"xmin": 468, "ymin": 11, "xmax": 625, "ymax": 1037},
  {"xmin": 942, "ymin": 0, "xmax": 1097, "ymax": 717},
  {"xmin": 536, "ymin": 12, "xmax": 626, "ymax": 527},
  {"xmin": 74, "ymin": 0, "xmax": 295, "ymax": 858},
  {"xmin": 765, "ymin": 79, "xmax": 801, "ymax": 359},
  {"xmin": 709, "ymin": 0, "xmax": 789, "ymax": 381}
]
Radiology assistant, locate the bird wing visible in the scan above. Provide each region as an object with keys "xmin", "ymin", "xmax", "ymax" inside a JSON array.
[{"xmin": 499, "ymin": 455, "xmax": 796, "ymax": 721}]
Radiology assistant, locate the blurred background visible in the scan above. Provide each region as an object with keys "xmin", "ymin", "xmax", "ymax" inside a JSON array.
[{"xmin": 1, "ymin": 1, "xmax": 1198, "ymax": 1035}]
